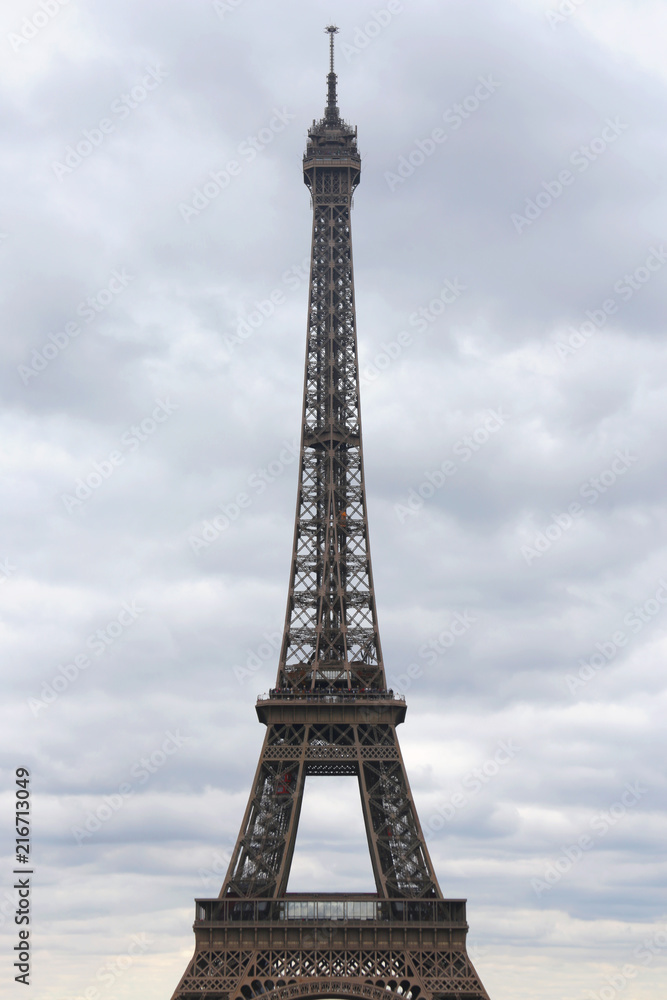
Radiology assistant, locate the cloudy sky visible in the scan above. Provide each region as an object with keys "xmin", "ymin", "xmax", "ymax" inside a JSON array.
[{"xmin": 2, "ymin": 1, "xmax": 667, "ymax": 998}]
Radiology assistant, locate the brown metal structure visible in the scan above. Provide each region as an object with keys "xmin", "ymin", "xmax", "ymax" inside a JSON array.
[{"xmin": 171, "ymin": 27, "xmax": 491, "ymax": 1000}]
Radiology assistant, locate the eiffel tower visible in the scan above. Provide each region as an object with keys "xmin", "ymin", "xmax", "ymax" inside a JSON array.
[{"xmin": 171, "ymin": 27, "xmax": 491, "ymax": 1000}]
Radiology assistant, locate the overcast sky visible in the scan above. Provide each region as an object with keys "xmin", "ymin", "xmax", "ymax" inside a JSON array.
[{"xmin": 2, "ymin": 2, "xmax": 667, "ymax": 999}]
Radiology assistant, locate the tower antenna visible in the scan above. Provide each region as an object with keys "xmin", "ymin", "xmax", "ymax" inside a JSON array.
[
  {"xmin": 324, "ymin": 24, "xmax": 340, "ymax": 122},
  {"xmin": 325, "ymin": 23, "xmax": 339, "ymax": 72}
]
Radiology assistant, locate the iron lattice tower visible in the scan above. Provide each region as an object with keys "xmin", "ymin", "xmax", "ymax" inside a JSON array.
[{"xmin": 171, "ymin": 27, "xmax": 491, "ymax": 1000}]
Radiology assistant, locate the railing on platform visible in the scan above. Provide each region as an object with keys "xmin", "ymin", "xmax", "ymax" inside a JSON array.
[
  {"xmin": 256, "ymin": 690, "xmax": 406, "ymax": 705},
  {"xmin": 195, "ymin": 897, "xmax": 466, "ymax": 925}
]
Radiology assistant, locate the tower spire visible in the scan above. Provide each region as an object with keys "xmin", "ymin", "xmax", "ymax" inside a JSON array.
[{"xmin": 324, "ymin": 24, "xmax": 339, "ymax": 123}]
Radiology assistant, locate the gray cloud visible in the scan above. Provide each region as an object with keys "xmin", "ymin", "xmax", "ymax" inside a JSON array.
[{"xmin": 3, "ymin": 1, "xmax": 667, "ymax": 998}]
